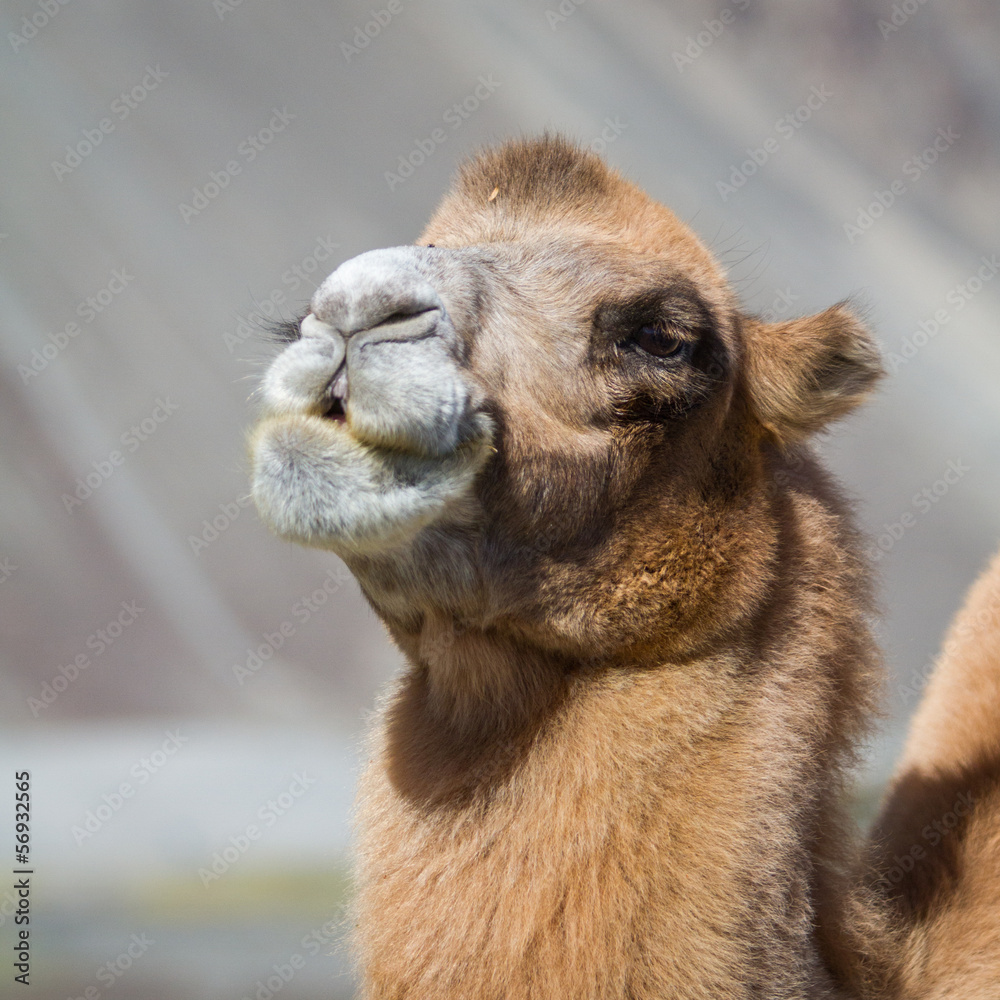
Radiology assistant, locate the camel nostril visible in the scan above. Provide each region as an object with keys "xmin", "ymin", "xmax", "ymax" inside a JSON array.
[
  {"xmin": 377, "ymin": 305, "xmax": 439, "ymax": 327},
  {"xmin": 311, "ymin": 246, "xmax": 448, "ymax": 332}
]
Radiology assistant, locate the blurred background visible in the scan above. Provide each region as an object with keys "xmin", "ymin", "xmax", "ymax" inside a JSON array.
[{"xmin": 1, "ymin": 1, "xmax": 998, "ymax": 996}]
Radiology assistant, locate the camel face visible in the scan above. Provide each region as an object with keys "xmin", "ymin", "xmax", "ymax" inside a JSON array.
[
  {"xmin": 252, "ymin": 241, "xmax": 739, "ymax": 641},
  {"xmin": 251, "ymin": 137, "xmax": 880, "ymax": 659}
]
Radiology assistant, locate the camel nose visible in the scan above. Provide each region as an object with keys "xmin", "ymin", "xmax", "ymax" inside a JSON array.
[
  {"xmin": 311, "ymin": 247, "xmax": 445, "ymax": 338},
  {"xmin": 260, "ymin": 246, "xmax": 481, "ymax": 459},
  {"xmin": 307, "ymin": 246, "xmax": 455, "ymax": 421}
]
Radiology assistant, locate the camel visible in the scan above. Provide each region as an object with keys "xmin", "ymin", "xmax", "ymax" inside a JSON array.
[{"xmin": 249, "ymin": 135, "xmax": 1000, "ymax": 999}]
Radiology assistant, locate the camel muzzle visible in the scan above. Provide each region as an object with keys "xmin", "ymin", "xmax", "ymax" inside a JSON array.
[{"xmin": 250, "ymin": 245, "xmax": 494, "ymax": 555}]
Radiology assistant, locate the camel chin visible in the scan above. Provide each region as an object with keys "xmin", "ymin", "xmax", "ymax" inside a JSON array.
[{"xmin": 250, "ymin": 412, "xmax": 491, "ymax": 557}]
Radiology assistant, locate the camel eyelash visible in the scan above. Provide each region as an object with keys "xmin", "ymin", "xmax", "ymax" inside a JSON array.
[
  {"xmin": 266, "ymin": 317, "xmax": 305, "ymax": 345},
  {"xmin": 594, "ymin": 288, "xmax": 708, "ymax": 348},
  {"xmin": 619, "ymin": 324, "xmax": 695, "ymax": 363}
]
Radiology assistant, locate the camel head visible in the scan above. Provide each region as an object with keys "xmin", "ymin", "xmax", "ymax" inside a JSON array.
[{"xmin": 250, "ymin": 136, "xmax": 882, "ymax": 672}]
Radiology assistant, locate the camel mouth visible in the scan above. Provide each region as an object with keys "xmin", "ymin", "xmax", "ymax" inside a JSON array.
[
  {"xmin": 249, "ymin": 410, "xmax": 493, "ymax": 557},
  {"xmin": 251, "ymin": 317, "xmax": 493, "ymax": 556},
  {"xmin": 322, "ymin": 397, "xmax": 347, "ymax": 421}
]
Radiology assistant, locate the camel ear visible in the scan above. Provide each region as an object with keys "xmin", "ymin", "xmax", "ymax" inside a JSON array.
[{"xmin": 743, "ymin": 302, "xmax": 883, "ymax": 445}]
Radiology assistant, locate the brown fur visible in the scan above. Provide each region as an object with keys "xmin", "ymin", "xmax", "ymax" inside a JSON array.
[
  {"xmin": 866, "ymin": 550, "xmax": 1000, "ymax": 998},
  {"xmin": 258, "ymin": 136, "xmax": 1000, "ymax": 997}
]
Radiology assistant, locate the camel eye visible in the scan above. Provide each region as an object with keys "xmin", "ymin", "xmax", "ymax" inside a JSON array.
[{"xmin": 633, "ymin": 325, "xmax": 688, "ymax": 360}]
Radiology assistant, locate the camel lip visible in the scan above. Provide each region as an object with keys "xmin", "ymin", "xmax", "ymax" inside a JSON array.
[
  {"xmin": 250, "ymin": 411, "xmax": 495, "ymax": 557},
  {"xmin": 256, "ymin": 410, "xmax": 491, "ymax": 464}
]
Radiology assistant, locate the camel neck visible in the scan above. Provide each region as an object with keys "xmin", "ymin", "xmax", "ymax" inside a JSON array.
[{"xmin": 382, "ymin": 616, "xmax": 575, "ymax": 807}]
